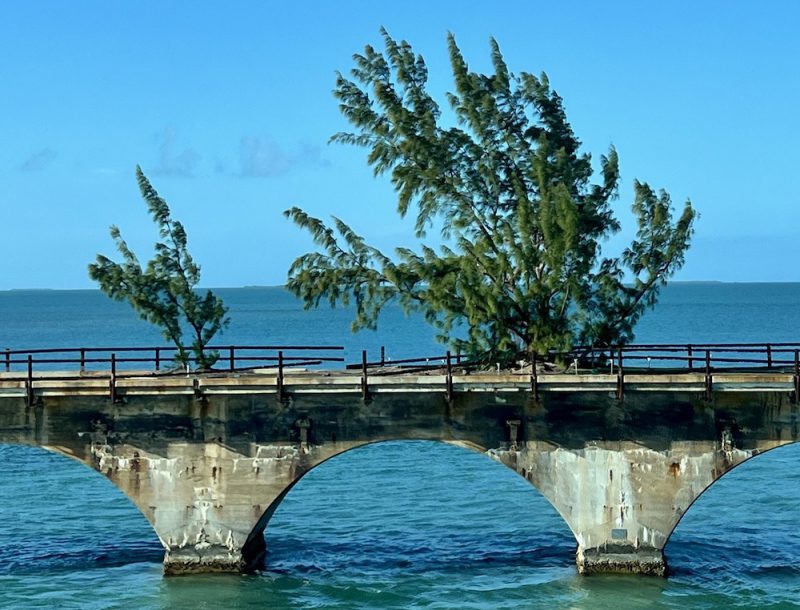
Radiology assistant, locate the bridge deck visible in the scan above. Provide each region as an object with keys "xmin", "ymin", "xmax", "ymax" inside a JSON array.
[{"xmin": 0, "ymin": 369, "xmax": 795, "ymax": 398}]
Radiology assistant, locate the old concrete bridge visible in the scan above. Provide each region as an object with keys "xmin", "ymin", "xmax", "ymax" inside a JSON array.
[{"xmin": 0, "ymin": 346, "xmax": 798, "ymax": 577}]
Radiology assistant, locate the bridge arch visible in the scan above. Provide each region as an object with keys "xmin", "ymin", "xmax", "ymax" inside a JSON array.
[
  {"xmin": 254, "ymin": 439, "xmax": 493, "ymax": 529},
  {"xmin": 664, "ymin": 439, "xmax": 800, "ymax": 562},
  {"xmin": 0, "ymin": 443, "xmax": 163, "ymax": 570},
  {"xmin": 245, "ymin": 439, "xmax": 576, "ymax": 569}
]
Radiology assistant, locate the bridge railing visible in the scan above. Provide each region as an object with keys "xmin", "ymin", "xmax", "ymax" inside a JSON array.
[
  {"xmin": 559, "ymin": 343, "xmax": 800, "ymax": 373},
  {"xmin": 5, "ymin": 342, "xmax": 800, "ymax": 406},
  {"xmin": 8, "ymin": 343, "xmax": 800, "ymax": 378},
  {"xmin": 1, "ymin": 345, "xmax": 345, "ymax": 378},
  {"xmin": 345, "ymin": 342, "xmax": 800, "ymax": 375},
  {"xmin": 341, "ymin": 343, "xmax": 800, "ymax": 402}
]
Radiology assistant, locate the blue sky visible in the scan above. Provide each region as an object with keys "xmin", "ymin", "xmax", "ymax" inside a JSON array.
[{"xmin": 1, "ymin": 1, "xmax": 798, "ymax": 289}]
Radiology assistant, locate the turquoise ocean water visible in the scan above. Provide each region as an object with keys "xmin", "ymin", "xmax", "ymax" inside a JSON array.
[{"xmin": 1, "ymin": 284, "xmax": 799, "ymax": 609}]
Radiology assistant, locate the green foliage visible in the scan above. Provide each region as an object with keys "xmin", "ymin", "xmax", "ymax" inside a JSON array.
[
  {"xmin": 89, "ymin": 167, "xmax": 229, "ymax": 369},
  {"xmin": 286, "ymin": 30, "xmax": 696, "ymax": 365}
]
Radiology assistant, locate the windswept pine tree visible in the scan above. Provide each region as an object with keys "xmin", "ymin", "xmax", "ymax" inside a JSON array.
[
  {"xmin": 286, "ymin": 30, "xmax": 696, "ymax": 365},
  {"xmin": 89, "ymin": 167, "xmax": 229, "ymax": 369}
]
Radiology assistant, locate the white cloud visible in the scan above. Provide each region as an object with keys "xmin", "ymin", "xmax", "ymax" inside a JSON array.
[
  {"xmin": 238, "ymin": 136, "xmax": 328, "ymax": 177},
  {"xmin": 18, "ymin": 148, "xmax": 57, "ymax": 172},
  {"xmin": 152, "ymin": 128, "xmax": 200, "ymax": 177}
]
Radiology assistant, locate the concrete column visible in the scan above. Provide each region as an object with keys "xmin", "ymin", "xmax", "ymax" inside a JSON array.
[
  {"xmin": 85, "ymin": 438, "xmax": 370, "ymax": 574},
  {"xmin": 492, "ymin": 439, "xmax": 761, "ymax": 575},
  {"xmin": 88, "ymin": 441, "xmax": 309, "ymax": 574}
]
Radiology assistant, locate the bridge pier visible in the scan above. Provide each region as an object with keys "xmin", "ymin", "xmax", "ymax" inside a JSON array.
[
  {"xmin": 86, "ymin": 436, "xmax": 376, "ymax": 575},
  {"xmin": 493, "ymin": 439, "xmax": 763, "ymax": 576},
  {"xmin": 87, "ymin": 440, "xmax": 304, "ymax": 575}
]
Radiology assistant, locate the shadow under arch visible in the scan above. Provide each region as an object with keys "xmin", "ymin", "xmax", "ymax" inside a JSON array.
[
  {"xmin": 0, "ymin": 443, "xmax": 164, "ymax": 571},
  {"xmin": 246, "ymin": 439, "xmax": 576, "ymax": 571},
  {"xmin": 664, "ymin": 440, "xmax": 800, "ymax": 565}
]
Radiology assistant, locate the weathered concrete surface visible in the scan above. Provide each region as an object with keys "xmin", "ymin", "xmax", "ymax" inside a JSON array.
[
  {"xmin": 0, "ymin": 371, "xmax": 798, "ymax": 576},
  {"xmin": 490, "ymin": 390, "xmax": 796, "ymax": 574},
  {"xmin": 492, "ymin": 439, "xmax": 767, "ymax": 575}
]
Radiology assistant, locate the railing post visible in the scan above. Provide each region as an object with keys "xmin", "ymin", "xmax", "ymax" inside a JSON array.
[
  {"xmin": 531, "ymin": 351, "xmax": 539, "ymax": 402},
  {"xmin": 687, "ymin": 344, "xmax": 693, "ymax": 371},
  {"xmin": 155, "ymin": 347, "xmax": 161, "ymax": 372},
  {"xmin": 4, "ymin": 349, "xmax": 9, "ymax": 373},
  {"xmin": 445, "ymin": 350, "xmax": 453, "ymax": 402},
  {"xmin": 361, "ymin": 350, "xmax": 369, "ymax": 400},
  {"xmin": 277, "ymin": 350, "xmax": 284, "ymax": 401},
  {"xmin": 26, "ymin": 354, "xmax": 34, "ymax": 407},
  {"xmin": 80, "ymin": 348, "xmax": 86, "ymax": 372},
  {"xmin": 229, "ymin": 345, "xmax": 235, "ymax": 371},
  {"xmin": 767, "ymin": 343, "xmax": 773, "ymax": 369},
  {"xmin": 456, "ymin": 347, "xmax": 462, "ymax": 366},
  {"xmin": 794, "ymin": 350, "xmax": 799, "ymax": 404},
  {"xmin": 705, "ymin": 350, "xmax": 712, "ymax": 401},
  {"xmin": 110, "ymin": 353, "xmax": 117, "ymax": 403},
  {"xmin": 616, "ymin": 348, "xmax": 624, "ymax": 400},
  {"xmin": 380, "ymin": 345, "xmax": 385, "ymax": 367}
]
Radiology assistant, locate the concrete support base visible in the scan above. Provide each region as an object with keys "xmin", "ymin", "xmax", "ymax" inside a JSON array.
[
  {"xmin": 164, "ymin": 545, "xmax": 245, "ymax": 575},
  {"xmin": 496, "ymin": 440, "xmax": 763, "ymax": 579},
  {"xmin": 577, "ymin": 545, "xmax": 666, "ymax": 576},
  {"xmin": 163, "ymin": 536, "xmax": 266, "ymax": 576},
  {"xmin": 164, "ymin": 545, "xmax": 265, "ymax": 576}
]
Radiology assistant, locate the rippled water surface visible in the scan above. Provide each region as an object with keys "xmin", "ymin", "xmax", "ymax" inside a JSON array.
[{"xmin": 1, "ymin": 285, "xmax": 800, "ymax": 609}]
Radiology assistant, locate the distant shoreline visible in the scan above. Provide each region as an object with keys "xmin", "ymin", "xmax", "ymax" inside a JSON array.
[
  {"xmin": 5, "ymin": 280, "xmax": 800, "ymax": 292},
  {"xmin": 0, "ymin": 285, "xmax": 288, "ymax": 292}
]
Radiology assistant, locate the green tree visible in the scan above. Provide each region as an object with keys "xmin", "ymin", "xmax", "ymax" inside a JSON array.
[
  {"xmin": 286, "ymin": 30, "xmax": 696, "ymax": 365},
  {"xmin": 89, "ymin": 167, "xmax": 229, "ymax": 369}
]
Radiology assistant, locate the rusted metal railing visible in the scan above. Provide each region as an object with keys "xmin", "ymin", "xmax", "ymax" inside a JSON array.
[
  {"xmin": 7, "ymin": 341, "xmax": 800, "ymax": 407},
  {"xmin": 1, "ymin": 344, "xmax": 345, "ymax": 375}
]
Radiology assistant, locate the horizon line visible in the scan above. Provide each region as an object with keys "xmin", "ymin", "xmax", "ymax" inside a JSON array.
[{"xmin": 4, "ymin": 280, "xmax": 800, "ymax": 292}]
